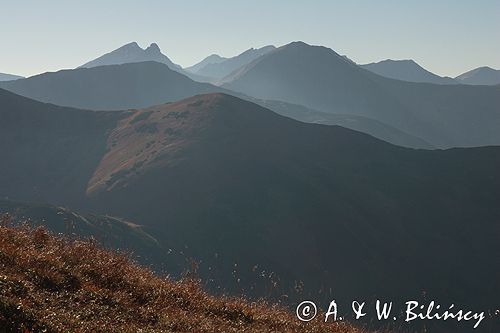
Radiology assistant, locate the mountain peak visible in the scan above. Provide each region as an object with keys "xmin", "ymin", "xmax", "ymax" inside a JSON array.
[
  {"xmin": 120, "ymin": 41, "xmax": 141, "ymax": 50},
  {"xmin": 146, "ymin": 42, "xmax": 161, "ymax": 53},
  {"xmin": 455, "ymin": 66, "xmax": 500, "ymax": 85},
  {"xmin": 288, "ymin": 41, "xmax": 309, "ymax": 47},
  {"xmin": 79, "ymin": 42, "xmax": 183, "ymax": 72},
  {"xmin": 360, "ymin": 59, "xmax": 457, "ymax": 85}
]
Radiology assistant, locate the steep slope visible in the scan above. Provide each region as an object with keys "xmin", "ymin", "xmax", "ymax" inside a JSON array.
[
  {"xmin": 222, "ymin": 42, "xmax": 500, "ymax": 148},
  {"xmin": 193, "ymin": 46, "xmax": 275, "ymax": 80},
  {"xmin": 0, "ymin": 88, "xmax": 125, "ymax": 204},
  {"xmin": 0, "ymin": 224, "xmax": 359, "ymax": 333},
  {"xmin": 0, "ymin": 72, "xmax": 23, "ymax": 81},
  {"xmin": 0, "ymin": 62, "xmax": 222, "ymax": 110},
  {"xmin": 80, "ymin": 42, "xmax": 183, "ymax": 71},
  {"xmin": 360, "ymin": 59, "xmax": 458, "ymax": 84},
  {"xmin": 1, "ymin": 91, "xmax": 499, "ymax": 331},
  {"xmin": 455, "ymin": 66, "xmax": 500, "ymax": 85}
]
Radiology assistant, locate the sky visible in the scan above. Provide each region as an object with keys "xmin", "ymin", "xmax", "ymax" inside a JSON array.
[{"xmin": 1, "ymin": 0, "xmax": 499, "ymax": 77}]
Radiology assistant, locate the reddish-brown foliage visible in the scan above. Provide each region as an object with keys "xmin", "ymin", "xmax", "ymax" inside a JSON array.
[{"xmin": 0, "ymin": 220, "xmax": 366, "ymax": 333}]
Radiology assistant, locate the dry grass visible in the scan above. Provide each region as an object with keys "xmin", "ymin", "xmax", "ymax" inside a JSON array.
[{"xmin": 0, "ymin": 215, "xmax": 366, "ymax": 333}]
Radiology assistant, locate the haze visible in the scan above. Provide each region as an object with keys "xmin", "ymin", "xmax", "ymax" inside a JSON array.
[{"xmin": 1, "ymin": 0, "xmax": 499, "ymax": 77}]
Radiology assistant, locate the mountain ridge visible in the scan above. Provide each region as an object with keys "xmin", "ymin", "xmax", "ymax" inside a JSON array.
[
  {"xmin": 222, "ymin": 41, "xmax": 500, "ymax": 148},
  {"xmin": 1, "ymin": 90, "xmax": 499, "ymax": 327},
  {"xmin": 455, "ymin": 66, "xmax": 500, "ymax": 85},
  {"xmin": 79, "ymin": 41, "xmax": 183, "ymax": 71},
  {"xmin": 0, "ymin": 72, "xmax": 24, "ymax": 81},
  {"xmin": 360, "ymin": 59, "xmax": 458, "ymax": 84}
]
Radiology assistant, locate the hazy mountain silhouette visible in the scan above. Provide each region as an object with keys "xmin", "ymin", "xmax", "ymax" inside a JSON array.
[
  {"xmin": 0, "ymin": 61, "xmax": 432, "ymax": 149},
  {"xmin": 2, "ymin": 90, "xmax": 498, "ymax": 320},
  {"xmin": 0, "ymin": 72, "xmax": 24, "ymax": 81},
  {"xmin": 185, "ymin": 54, "xmax": 227, "ymax": 73},
  {"xmin": 0, "ymin": 62, "xmax": 222, "ymax": 110},
  {"xmin": 190, "ymin": 46, "xmax": 275, "ymax": 80},
  {"xmin": 78, "ymin": 42, "xmax": 213, "ymax": 82},
  {"xmin": 360, "ymin": 59, "xmax": 458, "ymax": 84},
  {"xmin": 223, "ymin": 41, "xmax": 500, "ymax": 148},
  {"xmin": 80, "ymin": 42, "xmax": 183, "ymax": 71},
  {"xmin": 455, "ymin": 66, "xmax": 500, "ymax": 85},
  {"xmin": 260, "ymin": 100, "xmax": 433, "ymax": 148}
]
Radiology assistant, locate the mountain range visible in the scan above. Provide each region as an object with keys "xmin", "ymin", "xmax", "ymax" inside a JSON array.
[
  {"xmin": 80, "ymin": 41, "xmax": 183, "ymax": 71},
  {"xmin": 1, "ymin": 88, "xmax": 499, "ymax": 325},
  {"xmin": 3, "ymin": 41, "xmax": 499, "ymax": 149},
  {"xmin": 0, "ymin": 61, "xmax": 222, "ymax": 110},
  {"xmin": 222, "ymin": 41, "xmax": 500, "ymax": 148},
  {"xmin": 358, "ymin": 59, "xmax": 500, "ymax": 86},
  {"xmin": 0, "ymin": 61, "xmax": 432, "ymax": 149},
  {"xmin": 360, "ymin": 59, "xmax": 458, "ymax": 84},
  {"xmin": 186, "ymin": 45, "xmax": 276, "ymax": 81}
]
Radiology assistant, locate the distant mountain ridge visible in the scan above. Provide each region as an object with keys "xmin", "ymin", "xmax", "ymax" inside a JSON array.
[
  {"xmin": 189, "ymin": 45, "xmax": 276, "ymax": 80},
  {"xmin": 0, "ymin": 61, "xmax": 223, "ymax": 110},
  {"xmin": 0, "ymin": 61, "xmax": 433, "ymax": 149},
  {"xmin": 185, "ymin": 54, "xmax": 227, "ymax": 73},
  {"xmin": 0, "ymin": 72, "xmax": 24, "ymax": 81},
  {"xmin": 360, "ymin": 59, "xmax": 458, "ymax": 85},
  {"xmin": 80, "ymin": 42, "xmax": 183, "ymax": 71},
  {"xmin": 455, "ymin": 66, "xmax": 500, "ymax": 85},
  {"xmin": 222, "ymin": 41, "xmax": 500, "ymax": 148}
]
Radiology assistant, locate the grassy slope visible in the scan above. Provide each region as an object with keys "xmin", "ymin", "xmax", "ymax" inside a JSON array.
[{"xmin": 0, "ymin": 219, "xmax": 363, "ymax": 333}]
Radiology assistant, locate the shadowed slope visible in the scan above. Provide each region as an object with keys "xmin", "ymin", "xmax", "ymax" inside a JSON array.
[
  {"xmin": 83, "ymin": 94, "xmax": 500, "ymax": 323},
  {"xmin": 0, "ymin": 88, "xmax": 125, "ymax": 205},
  {"xmin": 1, "ymin": 91, "xmax": 499, "ymax": 332}
]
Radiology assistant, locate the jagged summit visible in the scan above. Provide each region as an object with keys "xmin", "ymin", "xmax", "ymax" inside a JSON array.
[
  {"xmin": 79, "ymin": 41, "xmax": 182, "ymax": 71},
  {"xmin": 145, "ymin": 42, "xmax": 161, "ymax": 53}
]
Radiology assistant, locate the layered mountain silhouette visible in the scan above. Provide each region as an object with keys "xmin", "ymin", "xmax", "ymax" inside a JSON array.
[
  {"xmin": 222, "ymin": 41, "xmax": 500, "ymax": 148},
  {"xmin": 0, "ymin": 62, "xmax": 222, "ymax": 110},
  {"xmin": 188, "ymin": 46, "xmax": 276, "ymax": 80},
  {"xmin": 360, "ymin": 59, "xmax": 458, "ymax": 84},
  {"xmin": 80, "ymin": 42, "xmax": 183, "ymax": 71},
  {"xmin": 2, "ymin": 90, "xmax": 499, "ymax": 319},
  {"xmin": 260, "ymin": 100, "xmax": 433, "ymax": 148},
  {"xmin": 78, "ymin": 41, "xmax": 211, "ymax": 82},
  {"xmin": 0, "ymin": 61, "xmax": 430, "ymax": 149},
  {"xmin": 0, "ymin": 72, "xmax": 23, "ymax": 81},
  {"xmin": 455, "ymin": 66, "xmax": 500, "ymax": 85}
]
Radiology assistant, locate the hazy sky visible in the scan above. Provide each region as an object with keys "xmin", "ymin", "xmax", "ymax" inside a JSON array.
[{"xmin": 2, "ymin": 0, "xmax": 499, "ymax": 77}]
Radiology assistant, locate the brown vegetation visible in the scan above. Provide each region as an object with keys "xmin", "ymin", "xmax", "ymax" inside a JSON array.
[{"xmin": 0, "ymin": 216, "xmax": 364, "ymax": 333}]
